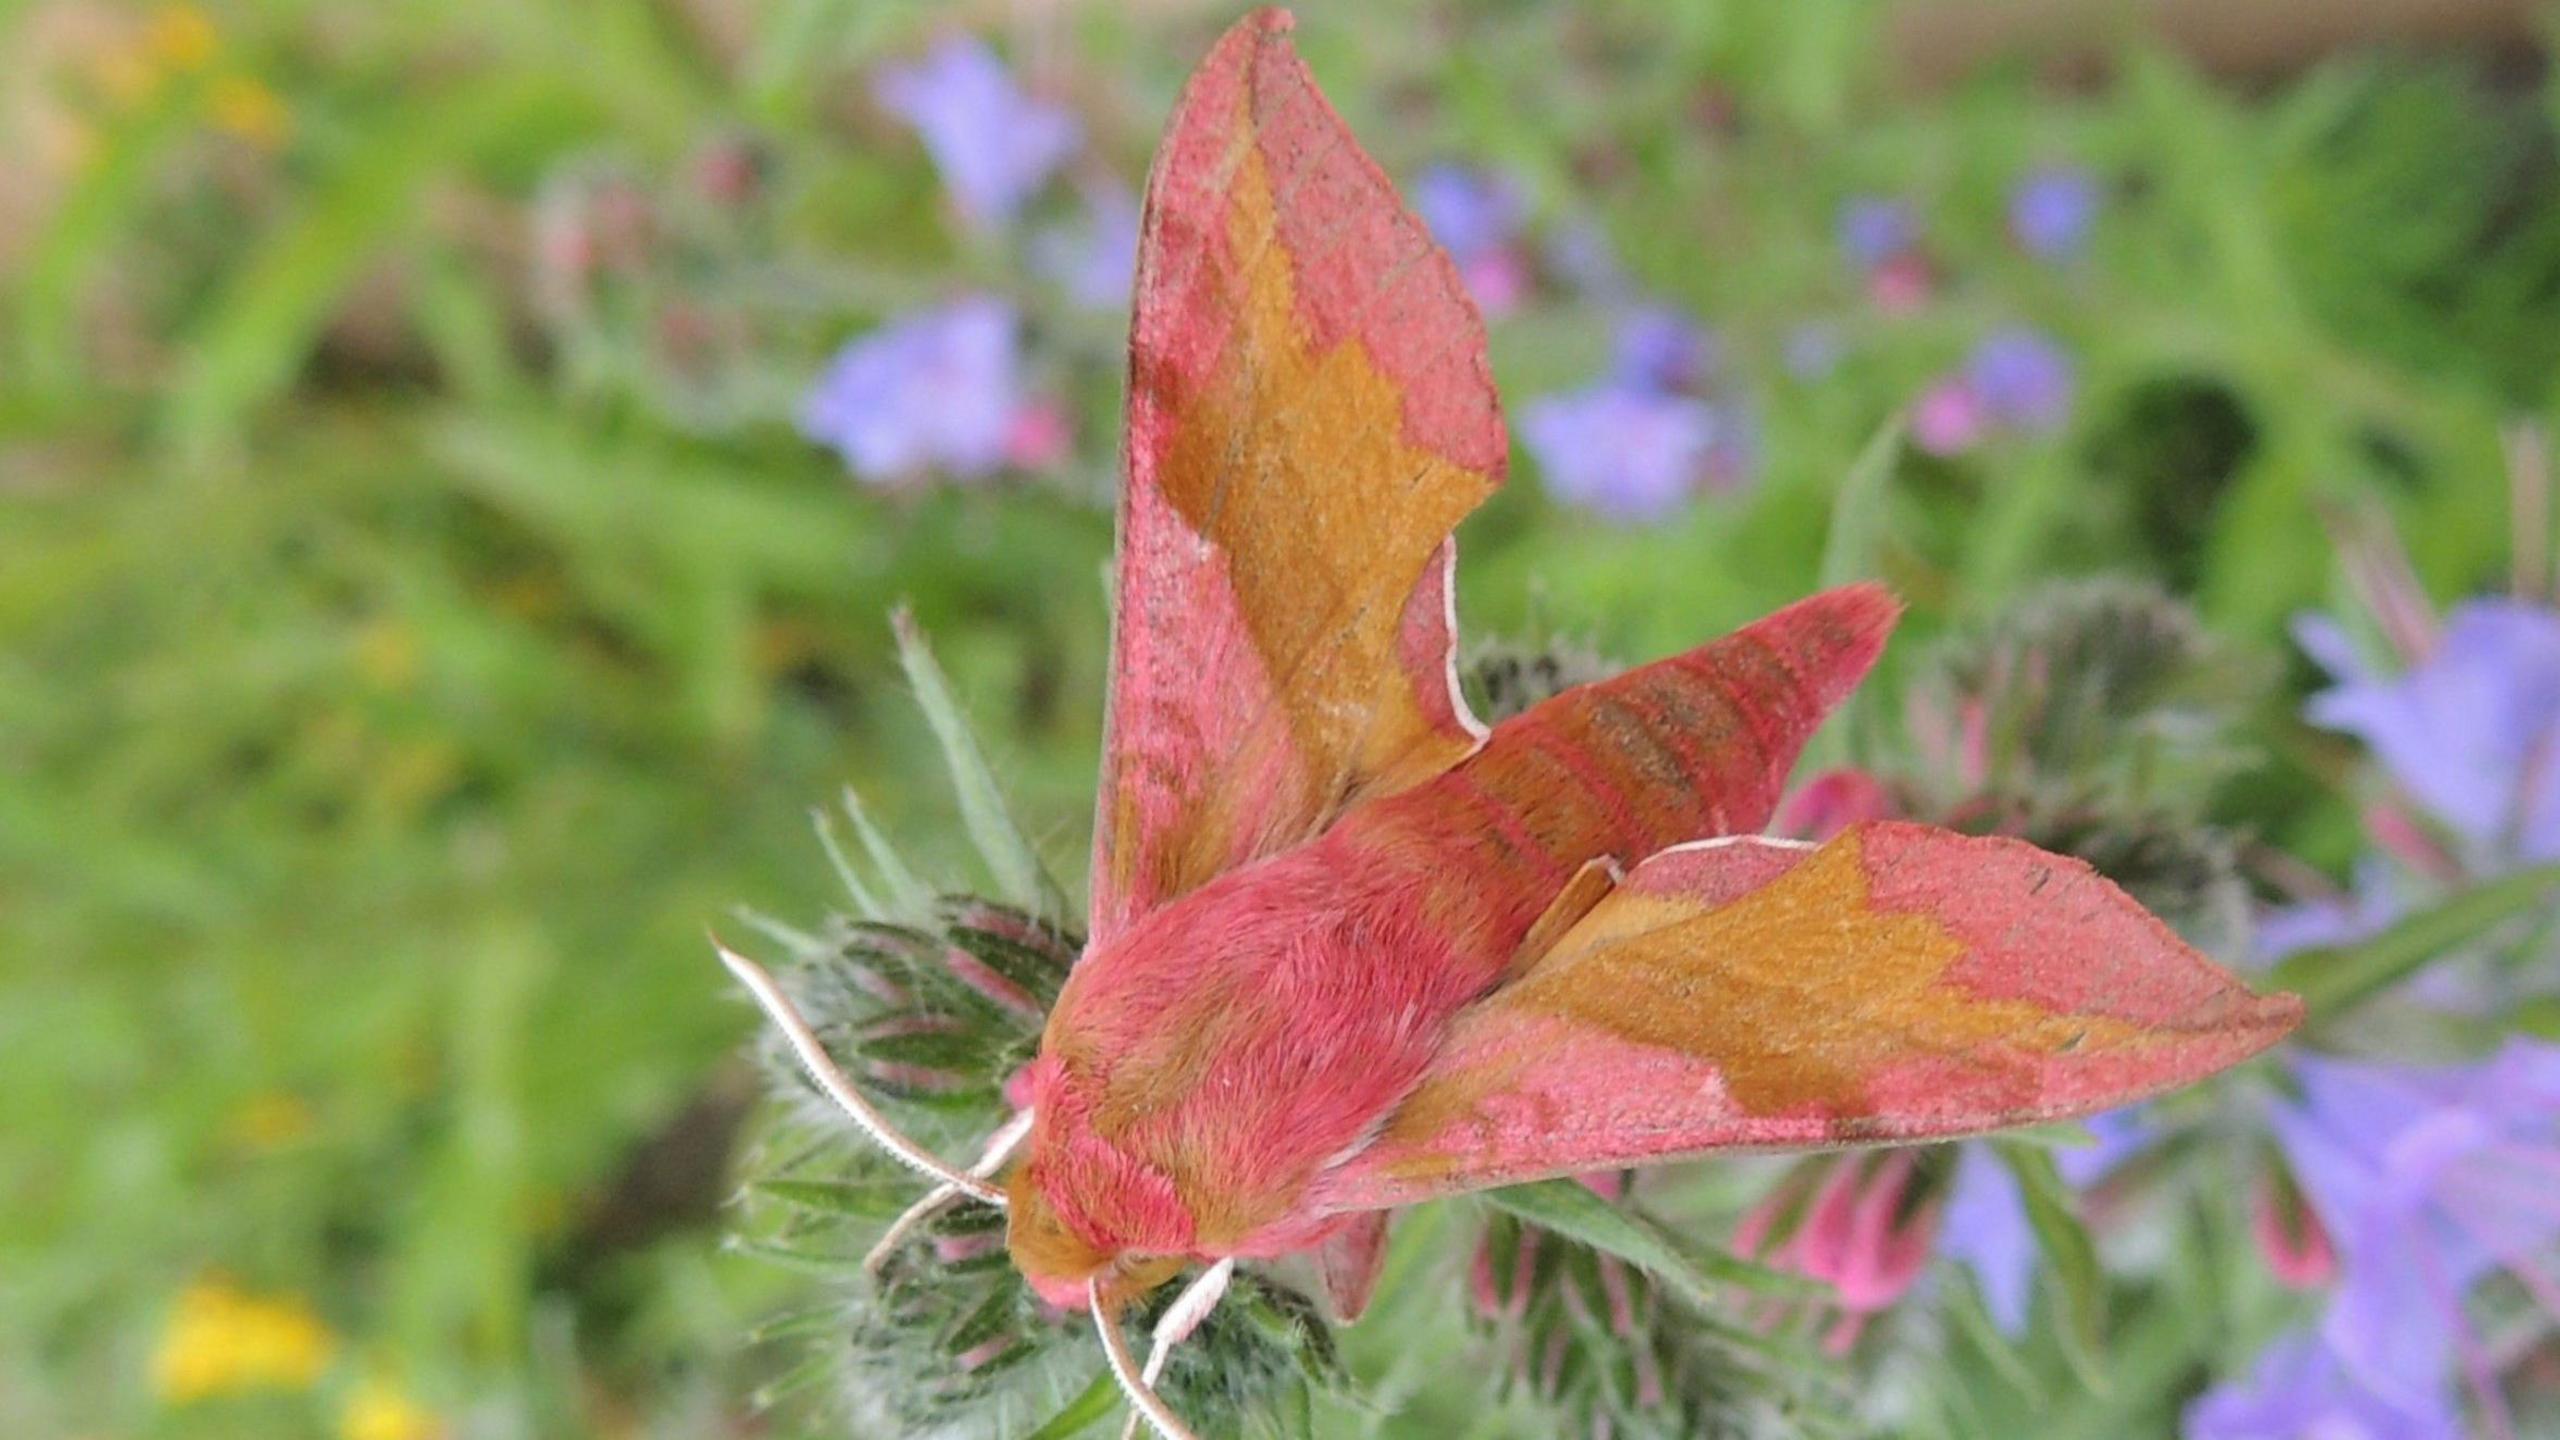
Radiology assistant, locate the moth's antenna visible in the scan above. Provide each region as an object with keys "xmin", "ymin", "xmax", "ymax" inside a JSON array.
[
  {"xmin": 712, "ymin": 935, "xmax": 1004, "ymax": 1205},
  {"xmin": 863, "ymin": 1107, "xmax": 1037, "ymax": 1273},
  {"xmin": 1117, "ymin": 1259, "xmax": 1235, "ymax": 1440},
  {"xmin": 1093, "ymin": 1276, "xmax": 1209, "ymax": 1440}
]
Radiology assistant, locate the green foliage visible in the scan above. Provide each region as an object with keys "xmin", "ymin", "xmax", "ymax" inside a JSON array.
[
  {"xmin": 1990, "ymin": 1143, "xmax": 2106, "ymax": 1389},
  {"xmin": 1465, "ymin": 1204, "xmax": 1852, "ymax": 1440},
  {"xmin": 9, "ymin": 1, "xmax": 2560, "ymax": 1436},
  {"xmin": 2275, "ymin": 860, "xmax": 2560, "ymax": 1024}
]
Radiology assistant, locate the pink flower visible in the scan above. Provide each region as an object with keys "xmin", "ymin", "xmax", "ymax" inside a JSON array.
[
  {"xmin": 1738, "ymin": 1153, "xmax": 1939, "ymax": 1354},
  {"xmin": 1776, "ymin": 769, "xmax": 1896, "ymax": 841},
  {"xmin": 1909, "ymin": 378, "xmax": 1985, "ymax": 456},
  {"xmin": 1002, "ymin": 400, "xmax": 1073, "ymax": 472},
  {"xmin": 2252, "ymin": 1166, "xmax": 2340, "ymax": 1290},
  {"xmin": 1459, "ymin": 251, "xmax": 1531, "ymax": 316},
  {"xmin": 1867, "ymin": 253, "xmax": 1935, "ymax": 314}
]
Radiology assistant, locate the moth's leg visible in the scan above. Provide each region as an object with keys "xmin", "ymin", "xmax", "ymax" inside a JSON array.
[
  {"xmin": 1094, "ymin": 1261, "xmax": 1235, "ymax": 1440},
  {"xmin": 1112, "ymin": 1259, "xmax": 1236, "ymax": 1440},
  {"xmin": 712, "ymin": 937, "xmax": 1004, "ymax": 1205},
  {"xmin": 862, "ymin": 1107, "xmax": 1037, "ymax": 1273}
]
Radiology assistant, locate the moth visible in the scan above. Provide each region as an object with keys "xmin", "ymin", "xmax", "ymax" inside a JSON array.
[{"xmin": 721, "ymin": 10, "xmax": 2301, "ymax": 1436}]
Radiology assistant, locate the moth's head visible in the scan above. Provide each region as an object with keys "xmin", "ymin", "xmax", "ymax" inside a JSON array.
[
  {"xmin": 1005, "ymin": 1170, "xmax": 1183, "ymax": 1308},
  {"xmin": 1003, "ymin": 1075, "xmax": 1198, "ymax": 1308}
]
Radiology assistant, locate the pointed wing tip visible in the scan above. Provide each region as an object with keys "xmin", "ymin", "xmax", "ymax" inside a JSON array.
[
  {"xmin": 1206, "ymin": 7, "xmax": 1297, "ymax": 66},
  {"xmin": 1825, "ymin": 579, "xmax": 1906, "ymax": 637},
  {"xmin": 2234, "ymin": 987, "xmax": 2307, "ymax": 1049},
  {"xmin": 1737, "ymin": 582, "xmax": 1905, "ymax": 713},
  {"xmin": 1774, "ymin": 580, "xmax": 1905, "ymax": 639},
  {"xmin": 2111, "ymin": 987, "xmax": 2299, "ymax": 1112}
]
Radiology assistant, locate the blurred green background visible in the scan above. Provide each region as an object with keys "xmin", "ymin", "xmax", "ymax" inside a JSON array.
[{"xmin": 6, "ymin": 0, "xmax": 2559, "ymax": 1435}]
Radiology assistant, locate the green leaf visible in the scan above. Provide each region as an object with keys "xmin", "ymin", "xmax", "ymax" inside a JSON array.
[
  {"xmin": 1944, "ymin": 1277, "xmax": 2045, "ymax": 1404},
  {"xmin": 938, "ymin": 1283, "xmax": 1018, "ymax": 1359},
  {"xmin": 160, "ymin": 81, "xmax": 599, "ymax": 458},
  {"xmin": 1480, "ymin": 1179, "xmax": 1817, "ymax": 1307},
  {"xmin": 2272, "ymin": 860, "xmax": 2560, "ymax": 1020},
  {"xmin": 940, "ymin": 923, "xmax": 1071, "ymax": 1006},
  {"xmin": 856, "ymin": 1025, "xmax": 991, "ymax": 1071},
  {"xmin": 1993, "ymin": 1141, "xmax": 2108, "ymax": 1393},
  {"xmin": 721, "ymin": 1235, "xmax": 874, "ymax": 1272},
  {"xmin": 841, "ymin": 786, "xmax": 934, "ymax": 919},
  {"xmin": 13, "ymin": 95, "xmax": 194, "ymax": 401},
  {"xmin": 1811, "ymin": 418, "xmax": 1902, "ymax": 771},
  {"xmin": 1995, "ymin": 1120, "xmax": 2101, "ymax": 1151},
  {"xmin": 2512, "ymin": 995, "xmax": 2560, "ymax": 1040},
  {"xmin": 894, "ymin": 609, "xmax": 1069, "ymax": 919},
  {"xmin": 1268, "ymin": 1375, "xmax": 1316, "ymax": 1440},
  {"xmin": 1019, "ymin": 1371, "xmax": 1122, "ymax": 1440},
  {"xmin": 749, "ymin": 1177, "xmax": 916, "ymax": 1221},
  {"xmin": 812, "ymin": 806, "xmax": 885, "ymax": 919},
  {"xmin": 1817, "ymin": 417, "xmax": 1903, "ymax": 592}
]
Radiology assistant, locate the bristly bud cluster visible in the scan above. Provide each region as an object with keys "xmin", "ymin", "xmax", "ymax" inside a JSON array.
[
  {"xmin": 734, "ymin": 869, "xmax": 1091, "ymax": 1433},
  {"xmin": 1466, "ymin": 1197, "xmax": 1854, "ymax": 1440},
  {"xmin": 1467, "ymin": 635, "xmax": 1618, "ymax": 725},
  {"xmin": 1904, "ymin": 576, "xmax": 2258, "ymax": 813},
  {"xmin": 783, "ymin": 897, "xmax": 1073, "ymax": 1111},
  {"xmin": 1887, "ymin": 577, "xmax": 2261, "ymax": 952},
  {"xmin": 730, "ymin": 615, "xmax": 1347, "ymax": 1439}
]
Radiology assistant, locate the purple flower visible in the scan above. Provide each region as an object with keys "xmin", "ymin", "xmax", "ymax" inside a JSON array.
[
  {"xmin": 2187, "ymin": 1333, "xmax": 2465, "ymax": 1440},
  {"xmin": 876, "ymin": 36, "xmax": 1079, "ymax": 231},
  {"xmin": 2009, "ymin": 167, "xmax": 2101, "ymax": 262},
  {"xmin": 2255, "ymin": 859, "xmax": 2403, "ymax": 964},
  {"xmin": 1964, "ymin": 328, "xmax": 2075, "ymax": 432},
  {"xmin": 1610, "ymin": 307, "xmax": 1717, "ymax": 392},
  {"xmin": 1936, "ymin": 1112, "xmax": 2152, "ymax": 1335},
  {"xmin": 1034, "ymin": 183, "xmax": 1140, "ymax": 310},
  {"xmin": 2300, "ymin": 600, "xmax": 2560, "ymax": 865},
  {"xmin": 1415, "ymin": 165, "xmax": 1531, "ymax": 315},
  {"xmin": 1938, "ymin": 1147, "xmax": 2038, "ymax": 1334},
  {"xmin": 1520, "ymin": 385, "xmax": 1729, "ymax": 522},
  {"xmin": 2271, "ymin": 1043, "xmax": 2560, "ymax": 1421},
  {"xmin": 1414, "ymin": 165, "xmax": 1526, "ymax": 262},
  {"xmin": 800, "ymin": 296, "xmax": 1027, "ymax": 482},
  {"xmin": 1837, "ymin": 195, "xmax": 1918, "ymax": 271}
]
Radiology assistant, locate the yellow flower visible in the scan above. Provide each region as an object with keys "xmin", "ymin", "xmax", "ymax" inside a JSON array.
[
  {"xmin": 209, "ymin": 74, "xmax": 290, "ymax": 148},
  {"xmin": 341, "ymin": 1377, "xmax": 445, "ymax": 1440},
  {"xmin": 145, "ymin": 5, "xmax": 220, "ymax": 72},
  {"xmin": 353, "ymin": 620, "xmax": 420, "ymax": 690},
  {"xmin": 226, "ymin": 1091, "xmax": 315, "ymax": 1152},
  {"xmin": 152, "ymin": 1279, "xmax": 338, "ymax": 1403},
  {"xmin": 91, "ymin": 48, "xmax": 161, "ymax": 106}
]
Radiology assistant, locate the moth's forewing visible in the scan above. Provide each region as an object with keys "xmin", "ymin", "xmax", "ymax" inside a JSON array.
[
  {"xmin": 1314, "ymin": 822, "xmax": 2301, "ymax": 1210},
  {"xmin": 1092, "ymin": 9, "xmax": 1504, "ymax": 947}
]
